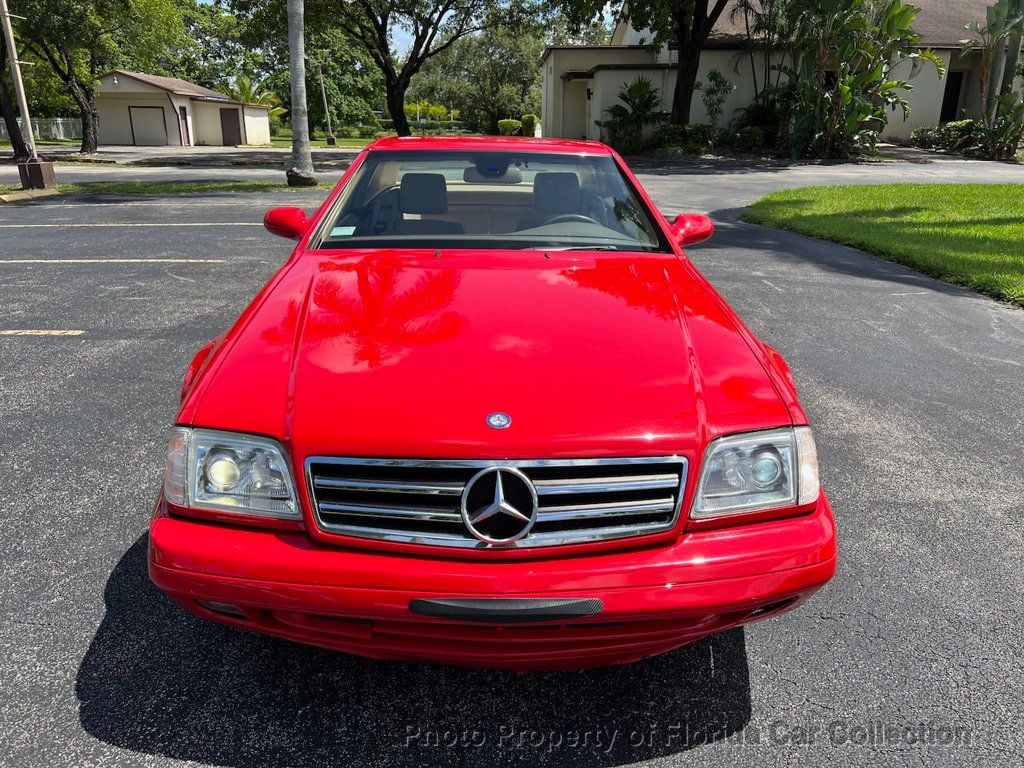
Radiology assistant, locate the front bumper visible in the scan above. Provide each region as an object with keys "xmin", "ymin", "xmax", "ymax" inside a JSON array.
[{"xmin": 149, "ymin": 494, "xmax": 836, "ymax": 670}]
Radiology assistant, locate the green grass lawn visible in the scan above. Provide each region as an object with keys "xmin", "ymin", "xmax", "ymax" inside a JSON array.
[
  {"xmin": 0, "ymin": 138, "xmax": 80, "ymax": 149},
  {"xmin": 268, "ymin": 137, "xmax": 372, "ymax": 149},
  {"xmin": 742, "ymin": 184, "xmax": 1024, "ymax": 307},
  {"xmin": 0, "ymin": 179, "xmax": 333, "ymax": 196}
]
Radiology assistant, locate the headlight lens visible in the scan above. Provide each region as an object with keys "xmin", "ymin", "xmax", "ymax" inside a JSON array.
[
  {"xmin": 691, "ymin": 427, "xmax": 819, "ymax": 519},
  {"xmin": 163, "ymin": 428, "xmax": 299, "ymax": 519}
]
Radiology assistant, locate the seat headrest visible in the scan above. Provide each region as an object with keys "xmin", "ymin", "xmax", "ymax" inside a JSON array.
[
  {"xmin": 533, "ymin": 172, "xmax": 580, "ymax": 214},
  {"xmin": 400, "ymin": 173, "xmax": 448, "ymax": 215}
]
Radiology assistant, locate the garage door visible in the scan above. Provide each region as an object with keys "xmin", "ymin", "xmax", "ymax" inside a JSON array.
[{"xmin": 129, "ymin": 106, "xmax": 168, "ymax": 146}]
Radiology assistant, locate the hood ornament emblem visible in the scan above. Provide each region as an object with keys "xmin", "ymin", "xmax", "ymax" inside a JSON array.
[
  {"xmin": 486, "ymin": 412, "xmax": 512, "ymax": 430},
  {"xmin": 460, "ymin": 467, "xmax": 538, "ymax": 545}
]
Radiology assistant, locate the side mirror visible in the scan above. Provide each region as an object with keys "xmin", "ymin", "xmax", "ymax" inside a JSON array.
[
  {"xmin": 670, "ymin": 213, "xmax": 715, "ymax": 247},
  {"xmin": 264, "ymin": 207, "xmax": 309, "ymax": 240}
]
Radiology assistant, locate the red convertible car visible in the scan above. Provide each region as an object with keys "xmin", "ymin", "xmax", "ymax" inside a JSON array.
[{"xmin": 150, "ymin": 137, "xmax": 836, "ymax": 670}]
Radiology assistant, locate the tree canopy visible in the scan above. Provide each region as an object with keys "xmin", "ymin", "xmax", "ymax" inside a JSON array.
[{"xmin": 408, "ymin": 23, "xmax": 543, "ymax": 133}]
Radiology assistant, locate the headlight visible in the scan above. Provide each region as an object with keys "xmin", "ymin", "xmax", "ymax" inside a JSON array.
[
  {"xmin": 163, "ymin": 427, "xmax": 299, "ymax": 519},
  {"xmin": 691, "ymin": 427, "xmax": 819, "ymax": 519}
]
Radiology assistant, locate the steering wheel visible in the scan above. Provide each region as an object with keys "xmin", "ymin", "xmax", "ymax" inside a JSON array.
[{"xmin": 542, "ymin": 213, "xmax": 601, "ymax": 226}]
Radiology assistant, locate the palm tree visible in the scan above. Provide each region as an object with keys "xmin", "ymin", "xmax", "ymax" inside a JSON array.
[
  {"xmin": 1000, "ymin": 0, "xmax": 1024, "ymax": 96},
  {"xmin": 286, "ymin": 0, "xmax": 315, "ymax": 186},
  {"xmin": 961, "ymin": 0, "xmax": 1024, "ymax": 125},
  {"xmin": 597, "ymin": 76, "xmax": 667, "ymax": 154},
  {"xmin": 220, "ymin": 76, "xmax": 287, "ymax": 121}
]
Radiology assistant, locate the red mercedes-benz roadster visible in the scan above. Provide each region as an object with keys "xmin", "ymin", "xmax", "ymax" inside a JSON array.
[{"xmin": 149, "ymin": 136, "xmax": 836, "ymax": 670}]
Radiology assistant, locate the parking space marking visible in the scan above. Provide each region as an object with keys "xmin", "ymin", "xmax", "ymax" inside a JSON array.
[
  {"xmin": 0, "ymin": 330, "xmax": 85, "ymax": 336},
  {"xmin": 0, "ymin": 258, "xmax": 226, "ymax": 264}
]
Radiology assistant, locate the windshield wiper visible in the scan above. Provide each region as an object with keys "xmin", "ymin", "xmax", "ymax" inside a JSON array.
[{"xmin": 526, "ymin": 245, "xmax": 621, "ymax": 251}]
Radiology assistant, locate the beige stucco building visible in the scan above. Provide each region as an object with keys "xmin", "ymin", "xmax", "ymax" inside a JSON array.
[
  {"xmin": 542, "ymin": 0, "xmax": 998, "ymax": 143},
  {"xmin": 95, "ymin": 71, "xmax": 271, "ymax": 147}
]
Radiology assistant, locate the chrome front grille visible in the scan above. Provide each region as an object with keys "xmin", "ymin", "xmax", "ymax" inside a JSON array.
[{"xmin": 306, "ymin": 457, "xmax": 688, "ymax": 548}]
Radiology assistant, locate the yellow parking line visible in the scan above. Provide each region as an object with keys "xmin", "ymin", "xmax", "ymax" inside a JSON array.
[
  {"xmin": 0, "ymin": 258, "xmax": 226, "ymax": 264},
  {"xmin": 0, "ymin": 330, "xmax": 85, "ymax": 336}
]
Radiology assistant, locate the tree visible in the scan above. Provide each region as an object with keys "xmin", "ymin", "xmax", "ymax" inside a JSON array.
[
  {"xmin": 961, "ymin": 0, "xmax": 1024, "ymax": 124},
  {"xmin": 557, "ymin": 1, "xmax": 731, "ymax": 125},
  {"xmin": 785, "ymin": 0, "xmax": 943, "ymax": 159},
  {"xmin": 730, "ymin": 0, "xmax": 796, "ymax": 101},
  {"xmin": 322, "ymin": 0, "xmax": 516, "ymax": 135},
  {"xmin": 999, "ymin": 0, "xmax": 1023, "ymax": 96},
  {"xmin": 0, "ymin": 35, "xmax": 30, "ymax": 159},
  {"xmin": 12, "ymin": 0, "xmax": 184, "ymax": 153},
  {"xmin": 408, "ymin": 24, "xmax": 543, "ymax": 133},
  {"xmin": 159, "ymin": 0, "xmax": 268, "ymax": 89},
  {"xmin": 228, "ymin": 2, "xmax": 384, "ymax": 135},
  {"xmin": 285, "ymin": 0, "xmax": 315, "ymax": 184}
]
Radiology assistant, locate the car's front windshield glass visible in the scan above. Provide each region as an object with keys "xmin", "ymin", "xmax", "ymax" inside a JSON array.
[{"xmin": 315, "ymin": 150, "xmax": 669, "ymax": 252}]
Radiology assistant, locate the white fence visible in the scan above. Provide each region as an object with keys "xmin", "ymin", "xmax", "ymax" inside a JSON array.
[{"xmin": 0, "ymin": 117, "xmax": 82, "ymax": 141}]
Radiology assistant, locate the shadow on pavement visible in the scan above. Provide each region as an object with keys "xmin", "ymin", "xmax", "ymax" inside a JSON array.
[
  {"xmin": 77, "ymin": 536, "xmax": 752, "ymax": 768},
  {"xmin": 695, "ymin": 207, "xmax": 979, "ymax": 299}
]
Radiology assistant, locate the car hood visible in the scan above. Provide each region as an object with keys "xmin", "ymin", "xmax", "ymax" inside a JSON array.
[{"xmin": 185, "ymin": 249, "xmax": 791, "ymax": 459}]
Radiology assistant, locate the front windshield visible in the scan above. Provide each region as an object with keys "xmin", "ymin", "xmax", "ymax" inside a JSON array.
[{"xmin": 315, "ymin": 150, "xmax": 669, "ymax": 252}]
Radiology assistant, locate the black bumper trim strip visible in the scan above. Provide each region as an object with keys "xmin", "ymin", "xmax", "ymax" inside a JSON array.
[{"xmin": 409, "ymin": 597, "xmax": 603, "ymax": 623}]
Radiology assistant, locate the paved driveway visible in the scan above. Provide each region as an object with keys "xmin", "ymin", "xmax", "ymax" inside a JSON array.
[{"xmin": 0, "ymin": 159, "xmax": 1022, "ymax": 767}]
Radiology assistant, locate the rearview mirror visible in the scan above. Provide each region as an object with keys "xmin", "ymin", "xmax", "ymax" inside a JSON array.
[
  {"xmin": 264, "ymin": 207, "xmax": 309, "ymax": 240},
  {"xmin": 670, "ymin": 213, "xmax": 715, "ymax": 247}
]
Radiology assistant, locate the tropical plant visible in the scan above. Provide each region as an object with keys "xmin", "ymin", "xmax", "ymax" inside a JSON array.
[
  {"xmin": 220, "ymin": 75, "xmax": 286, "ymax": 119},
  {"xmin": 960, "ymin": 0, "xmax": 1024, "ymax": 125},
  {"xmin": 596, "ymin": 76, "xmax": 667, "ymax": 154},
  {"xmin": 699, "ymin": 69, "xmax": 735, "ymax": 126},
  {"xmin": 730, "ymin": 0, "xmax": 796, "ymax": 101},
  {"xmin": 982, "ymin": 95, "xmax": 1024, "ymax": 158},
  {"xmin": 1000, "ymin": 0, "xmax": 1024, "ymax": 95},
  {"xmin": 783, "ymin": 0, "xmax": 944, "ymax": 159}
]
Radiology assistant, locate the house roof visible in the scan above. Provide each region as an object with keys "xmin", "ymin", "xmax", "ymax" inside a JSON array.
[
  {"xmin": 709, "ymin": 0, "xmax": 994, "ymax": 48},
  {"xmin": 905, "ymin": 0, "xmax": 996, "ymax": 47},
  {"xmin": 605, "ymin": 0, "xmax": 995, "ymax": 51},
  {"xmin": 102, "ymin": 70, "xmax": 230, "ymax": 100}
]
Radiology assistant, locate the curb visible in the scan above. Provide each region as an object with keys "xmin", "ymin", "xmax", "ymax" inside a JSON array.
[{"xmin": 0, "ymin": 188, "xmax": 61, "ymax": 204}]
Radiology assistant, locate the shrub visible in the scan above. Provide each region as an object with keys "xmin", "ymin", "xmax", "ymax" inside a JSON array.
[
  {"xmin": 595, "ymin": 76, "xmax": 667, "ymax": 154},
  {"xmin": 498, "ymin": 119, "xmax": 522, "ymax": 136},
  {"xmin": 521, "ymin": 114, "xmax": 538, "ymax": 137},
  {"xmin": 652, "ymin": 123, "xmax": 688, "ymax": 147},
  {"xmin": 698, "ymin": 69, "xmax": 735, "ymax": 127},
  {"xmin": 652, "ymin": 123, "xmax": 717, "ymax": 153},
  {"xmin": 734, "ymin": 126, "xmax": 765, "ymax": 152},
  {"xmin": 980, "ymin": 96, "xmax": 1024, "ymax": 160},
  {"xmin": 357, "ymin": 123, "xmax": 381, "ymax": 139},
  {"xmin": 732, "ymin": 95, "xmax": 789, "ymax": 149},
  {"xmin": 911, "ymin": 119, "xmax": 985, "ymax": 153},
  {"xmin": 910, "ymin": 126, "xmax": 940, "ymax": 149}
]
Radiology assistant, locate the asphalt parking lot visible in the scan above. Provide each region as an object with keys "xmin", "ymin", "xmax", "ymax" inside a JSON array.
[{"xmin": 1, "ymin": 166, "xmax": 1022, "ymax": 767}]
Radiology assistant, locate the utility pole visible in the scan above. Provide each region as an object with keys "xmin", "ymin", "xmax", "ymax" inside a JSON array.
[
  {"xmin": 316, "ymin": 51, "xmax": 334, "ymax": 146},
  {"xmin": 0, "ymin": 0, "xmax": 55, "ymax": 188}
]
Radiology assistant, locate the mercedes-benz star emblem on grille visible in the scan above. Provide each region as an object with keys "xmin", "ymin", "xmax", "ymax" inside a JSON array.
[
  {"xmin": 486, "ymin": 412, "xmax": 512, "ymax": 429},
  {"xmin": 460, "ymin": 467, "xmax": 538, "ymax": 545}
]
